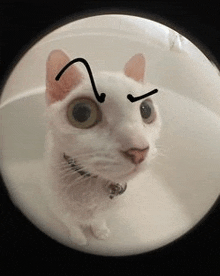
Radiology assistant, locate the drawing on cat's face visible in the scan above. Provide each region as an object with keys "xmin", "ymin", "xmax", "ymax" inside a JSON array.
[
  {"xmin": 54, "ymin": 56, "xmax": 158, "ymax": 103},
  {"xmin": 46, "ymin": 50, "xmax": 161, "ymax": 183}
]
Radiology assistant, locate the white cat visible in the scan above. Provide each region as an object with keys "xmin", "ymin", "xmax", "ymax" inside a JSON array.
[{"xmin": 42, "ymin": 50, "xmax": 162, "ymax": 246}]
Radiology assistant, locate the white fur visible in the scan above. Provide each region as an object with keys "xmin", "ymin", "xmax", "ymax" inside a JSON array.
[{"xmin": 42, "ymin": 54, "xmax": 162, "ymax": 245}]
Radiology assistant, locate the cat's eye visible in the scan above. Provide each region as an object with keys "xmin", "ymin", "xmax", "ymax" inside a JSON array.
[
  {"xmin": 140, "ymin": 100, "xmax": 156, "ymax": 123},
  {"xmin": 67, "ymin": 98, "xmax": 101, "ymax": 128}
]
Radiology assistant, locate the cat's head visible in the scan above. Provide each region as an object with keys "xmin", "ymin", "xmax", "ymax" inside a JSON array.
[{"xmin": 45, "ymin": 50, "xmax": 161, "ymax": 183}]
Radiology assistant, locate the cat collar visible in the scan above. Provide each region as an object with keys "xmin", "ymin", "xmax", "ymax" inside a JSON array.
[
  {"xmin": 63, "ymin": 153, "xmax": 95, "ymax": 177},
  {"xmin": 64, "ymin": 153, "xmax": 127, "ymax": 199}
]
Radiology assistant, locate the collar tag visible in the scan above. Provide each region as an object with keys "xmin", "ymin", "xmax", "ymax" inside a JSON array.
[{"xmin": 108, "ymin": 183, "xmax": 127, "ymax": 199}]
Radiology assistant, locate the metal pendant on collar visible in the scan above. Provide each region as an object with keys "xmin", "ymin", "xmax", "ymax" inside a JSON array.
[{"xmin": 108, "ymin": 183, "xmax": 127, "ymax": 199}]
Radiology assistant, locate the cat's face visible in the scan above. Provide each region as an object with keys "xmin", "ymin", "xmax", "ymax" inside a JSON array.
[{"xmin": 46, "ymin": 50, "xmax": 161, "ymax": 183}]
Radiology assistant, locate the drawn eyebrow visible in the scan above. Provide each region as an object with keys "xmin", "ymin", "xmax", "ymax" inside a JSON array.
[
  {"xmin": 55, "ymin": 57, "xmax": 106, "ymax": 103},
  {"xmin": 55, "ymin": 58, "xmax": 158, "ymax": 103},
  {"xmin": 127, "ymin": 89, "xmax": 158, "ymax": 102}
]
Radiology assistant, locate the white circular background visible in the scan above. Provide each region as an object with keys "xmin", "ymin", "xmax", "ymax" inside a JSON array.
[{"xmin": 0, "ymin": 14, "xmax": 220, "ymax": 256}]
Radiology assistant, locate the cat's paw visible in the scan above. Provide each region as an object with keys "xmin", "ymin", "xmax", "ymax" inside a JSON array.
[
  {"xmin": 91, "ymin": 223, "xmax": 110, "ymax": 240},
  {"xmin": 70, "ymin": 235, "xmax": 88, "ymax": 246},
  {"xmin": 72, "ymin": 235, "xmax": 88, "ymax": 246},
  {"xmin": 69, "ymin": 228, "xmax": 88, "ymax": 246}
]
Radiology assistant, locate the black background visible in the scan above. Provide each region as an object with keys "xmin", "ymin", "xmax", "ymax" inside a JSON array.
[{"xmin": 0, "ymin": 1, "xmax": 220, "ymax": 275}]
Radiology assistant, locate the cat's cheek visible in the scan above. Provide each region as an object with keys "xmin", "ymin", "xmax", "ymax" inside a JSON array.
[
  {"xmin": 95, "ymin": 166, "xmax": 132, "ymax": 183},
  {"xmin": 116, "ymin": 166, "xmax": 145, "ymax": 182}
]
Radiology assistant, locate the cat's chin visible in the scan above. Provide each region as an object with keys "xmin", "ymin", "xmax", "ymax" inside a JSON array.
[{"xmin": 100, "ymin": 163, "xmax": 147, "ymax": 184}]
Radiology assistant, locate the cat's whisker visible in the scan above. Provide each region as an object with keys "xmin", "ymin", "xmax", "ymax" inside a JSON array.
[
  {"xmin": 72, "ymin": 150, "xmax": 112, "ymax": 157},
  {"xmin": 93, "ymin": 158, "xmax": 117, "ymax": 164},
  {"xmin": 155, "ymin": 144, "xmax": 168, "ymax": 157},
  {"xmin": 96, "ymin": 167, "xmax": 124, "ymax": 174},
  {"xmin": 59, "ymin": 168, "xmax": 78, "ymax": 177},
  {"xmin": 94, "ymin": 163, "xmax": 122, "ymax": 171},
  {"xmin": 157, "ymin": 149, "xmax": 169, "ymax": 159},
  {"xmin": 59, "ymin": 164, "xmax": 84, "ymax": 177},
  {"xmin": 69, "ymin": 152, "xmax": 94, "ymax": 159},
  {"xmin": 74, "ymin": 175, "xmax": 91, "ymax": 186},
  {"xmin": 60, "ymin": 164, "xmax": 74, "ymax": 171},
  {"xmin": 59, "ymin": 172, "xmax": 78, "ymax": 184},
  {"xmin": 66, "ymin": 150, "xmax": 115, "ymax": 160},
  {"xmin": 151, "ymin": 152, "xmax": 170, "ymax": 167},
  {"xmin": 61, "ymin": 173, "xmax": 89, "ymax": 193},
  {"xmin": 60, "ymin": 170, "xmax": 74, "ymax": 176},
  {"xmin": 84, "ymin": 158, "xmax": 114, "ymax": 166},
  {"xmin": 53, "ymin": 161, "xmax": 72, "ymax": 170}
]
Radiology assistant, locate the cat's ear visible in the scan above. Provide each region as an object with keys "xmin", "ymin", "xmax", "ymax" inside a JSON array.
[
  {"xmin": 124, "ymin": 53, "xmax": 145, "ymax": 82},
  {"xmin": 46, "ymin": 49, "xmax": 83, "ymax": 105}
]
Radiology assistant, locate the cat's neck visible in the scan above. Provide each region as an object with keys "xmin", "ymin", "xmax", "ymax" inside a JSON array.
[{"xmin": 45, "ymin": 131, "xmax": 127, "ymax": 200}]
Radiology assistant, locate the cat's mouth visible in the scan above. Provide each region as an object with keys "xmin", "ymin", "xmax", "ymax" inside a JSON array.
[{"xmin": 63, "ymin": 153, "xmax": 127, "ymax": 199}]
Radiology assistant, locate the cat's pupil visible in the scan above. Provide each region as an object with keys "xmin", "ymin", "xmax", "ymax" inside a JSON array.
[
  {"xmin": 140, "ymin": 101, "xmax": 151, "ymax": 119},
  {"xmin": 72, "ymin": 103, "xmax": 91, "ymax": 122}
]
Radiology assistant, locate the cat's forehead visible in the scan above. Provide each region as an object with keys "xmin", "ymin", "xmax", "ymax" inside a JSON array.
[{"xmin": 95, "ymin": 72, "xmax": 144, "ymax": 101}]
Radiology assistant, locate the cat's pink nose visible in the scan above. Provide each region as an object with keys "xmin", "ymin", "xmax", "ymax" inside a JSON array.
[{"xmin": 122, "ymin": 147, "xmax": 149, "ymax": 165}]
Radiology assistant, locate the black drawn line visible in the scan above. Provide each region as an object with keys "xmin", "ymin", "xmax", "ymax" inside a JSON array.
[
  {"xmin": 127, "ymin": 89, "xmax": 158, "ymax": 102},
  {"xmin": 55, "ymin": 58, "xmax": 106, "ymax": 103},
  {"xmin": 55, "ymin": 58, "xmax": 158, "ymax": 103}
]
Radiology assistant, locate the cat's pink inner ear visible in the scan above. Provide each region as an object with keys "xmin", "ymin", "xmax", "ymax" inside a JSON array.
[
  {"xmin": 124, "ymin": 53, "xmax": 145, "ymax": 82},
  {"xmin": 46, "ymin": 49, "xmax": 83, "ymax": 105}
]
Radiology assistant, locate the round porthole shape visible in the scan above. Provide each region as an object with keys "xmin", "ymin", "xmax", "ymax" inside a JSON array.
[{"xmin": 0, "ymin": 13, "xmax": 220, "ymax": 256}]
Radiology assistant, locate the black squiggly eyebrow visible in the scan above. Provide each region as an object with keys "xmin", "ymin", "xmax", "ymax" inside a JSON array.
[
  {"xmin": 55, "ymin": 58, "xmax": 106, "ymax": 103},
  {"xmin": 55, "ymin": 58, "xmax": 158, "ymax": 103}
]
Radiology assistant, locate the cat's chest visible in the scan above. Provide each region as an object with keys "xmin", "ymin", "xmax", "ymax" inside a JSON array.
[
  {"xmin": 54, "ymin": 174, "xmax": 116, "ymax": 212},
  {"xmin": 66, "ymin": 178, "xmax": 107, "ymax": 202}
]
